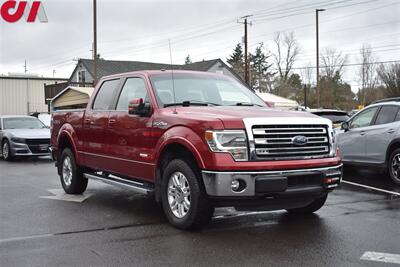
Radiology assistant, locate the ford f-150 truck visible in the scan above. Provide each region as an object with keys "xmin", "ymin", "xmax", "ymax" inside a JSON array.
[{"xmin": 51, "ymin": 70, "xmax": 342, "ymax": 230}]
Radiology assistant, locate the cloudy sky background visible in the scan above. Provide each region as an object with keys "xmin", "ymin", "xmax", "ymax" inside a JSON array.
[{"xmin": 0, "ymin": 0, "xmax": 399, "ymax": 91}]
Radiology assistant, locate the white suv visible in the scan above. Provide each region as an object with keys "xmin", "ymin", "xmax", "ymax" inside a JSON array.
[{"xmin": 338, "ymin": 99, "xmax": 400, "ymax": 185}]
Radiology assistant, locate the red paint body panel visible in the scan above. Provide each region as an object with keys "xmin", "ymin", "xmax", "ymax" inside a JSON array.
[{"xmin": 51, "ymin": 70, "xmax": 341, "ymax": 184}]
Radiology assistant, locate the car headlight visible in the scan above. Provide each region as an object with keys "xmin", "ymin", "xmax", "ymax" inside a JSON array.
[
  {"xmin": 205, "ymin": 130, "xmax": 248, "ymax": 161},
  {"xmin": 11, "ymin": 137, "xmax": 26, "ymax": 143}
]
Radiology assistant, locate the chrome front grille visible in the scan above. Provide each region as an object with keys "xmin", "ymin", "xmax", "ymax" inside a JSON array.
[{"xmin": 252, "ymin": 124, "xmax": 330, "ymax": 160}]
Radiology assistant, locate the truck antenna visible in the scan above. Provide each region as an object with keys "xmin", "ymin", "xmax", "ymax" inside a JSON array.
[{"xmin": 168, "ymin": 39, "xmax": 177, "ymax": 114}]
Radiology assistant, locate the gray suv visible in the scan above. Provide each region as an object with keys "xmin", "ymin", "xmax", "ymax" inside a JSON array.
[{"xmin": 338, "ymin": 99, "xmax": 400, "ymax": 185}]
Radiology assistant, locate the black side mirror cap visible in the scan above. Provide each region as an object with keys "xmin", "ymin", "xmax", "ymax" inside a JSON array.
[{"xmin": 341, "ymin": 121, "xmax": 349, "ymax": 131}]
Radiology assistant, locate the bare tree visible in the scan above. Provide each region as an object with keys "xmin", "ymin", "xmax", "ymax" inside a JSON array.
[
  {"xmin": 358, "ymin": 44, "xmax": 378, "ymax": 104},
  {"xmin": 377, "ymin": 63, "xmax": 400, "ymax": 97},
  {"xmin": 300, "ymin": 62, "xmax": 314, "ymax": 87},
  {"xmin": 272, "ymin": 32, "xmax": 300, "ymax": 81},
  {"xmin": 321, "ymin": 48, "xmax": 348, "ymax": 79}
]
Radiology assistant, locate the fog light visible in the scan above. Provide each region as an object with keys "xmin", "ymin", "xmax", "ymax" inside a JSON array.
[
  {"xmin": 231, "ymin": 179, "xmax": 246, "ymax": 192},
  {"xmin": 231, "ymin": 180, "xmax": 240, "ymax": 191}
]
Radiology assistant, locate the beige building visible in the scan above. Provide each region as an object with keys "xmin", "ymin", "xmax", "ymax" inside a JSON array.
[{"xmin": 0, "ymin": 75, "xmax": 67, "ymax": 115}]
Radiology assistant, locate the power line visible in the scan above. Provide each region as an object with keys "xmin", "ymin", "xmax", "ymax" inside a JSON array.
[{"xmin": 288, "ymin": 60, "xmax": 400, "ymax": 71}]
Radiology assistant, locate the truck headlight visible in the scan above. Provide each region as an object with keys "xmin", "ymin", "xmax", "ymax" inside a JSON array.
[
  {"xmin": 11, "ymin": 137, "xmax": 26, "ymax": 143},
  {"xmin": 205, "ymin": 130, "xmax": 248, "ymax": 161}
]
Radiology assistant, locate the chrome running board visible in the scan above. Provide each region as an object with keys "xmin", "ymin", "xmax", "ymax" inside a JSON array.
[{"xmin": 84, "ymin": 173, "xmax": 154, "ymax": 195}]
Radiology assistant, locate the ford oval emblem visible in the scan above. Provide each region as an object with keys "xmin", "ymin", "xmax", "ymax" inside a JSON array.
[{"xmin": 292, "ymin": 135, "xmax": 308, "ymax": 146}]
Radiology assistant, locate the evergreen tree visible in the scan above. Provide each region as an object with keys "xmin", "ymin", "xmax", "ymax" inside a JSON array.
[
  {"xmin": 227, "ymin": 43, "xmax": 245, "ymax": 80},
  {"xmin": 249, "ymin": 43, "xmax": 274, "ymax": 92},
  {"xmin": 184, "ymin": 55, "xmax": 192, "ymax": 65}
]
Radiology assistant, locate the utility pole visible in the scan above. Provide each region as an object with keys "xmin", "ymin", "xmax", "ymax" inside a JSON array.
[
  {"xmin": 24, "ymin": 60, "xmax": 27, "ymax": 73},
  {"xmin": 316, "ymin": 8, "xmax": 325, "ymax": 108},
  {"xmin": 238, "ymin": 15, "xmax": 252, "ymax": 86},
  {"xmin": 93, "ymin": 0, "xmax": 98, "ymax": 86}
]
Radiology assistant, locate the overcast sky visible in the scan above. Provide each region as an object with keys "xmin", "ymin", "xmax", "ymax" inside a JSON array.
[{"xmin": 0, "ymin": 0, "xmax": 399, "ymax": 91}]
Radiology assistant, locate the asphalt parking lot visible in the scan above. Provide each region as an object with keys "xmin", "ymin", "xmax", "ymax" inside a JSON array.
[{"xmin": 1, "ymin": 158, "xmax": 399, "ymax": 267}]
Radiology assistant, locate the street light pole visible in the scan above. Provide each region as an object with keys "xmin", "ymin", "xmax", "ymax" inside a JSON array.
[
  {"xmin": 93, "ymin": 0, "xmax": 98, "ymax": 86},
  {"xmin": 316, "ymin": 8, "xmax": 325, "ymax": 108}
]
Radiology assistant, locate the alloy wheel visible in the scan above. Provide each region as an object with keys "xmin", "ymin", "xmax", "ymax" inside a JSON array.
[
  {"xmin": 2, "ymin": 142, "xmax": 9, "ymax": 159},
  {"xmin": 391, "ymin": 153, "xmax": 400, "ymax": 181},
  {"xmin": 167, "ymin": 171, "xmax": 191, "ymax": 218},
  {"xmin": 62, "ymin": 156, "xmax": 73, "ymax": 186}
]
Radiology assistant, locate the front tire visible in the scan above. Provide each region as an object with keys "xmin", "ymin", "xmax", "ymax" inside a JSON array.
[
  {"xmin": 286, "ymin": 193, "xmax": 328, "ymax": 214},
  {"xmin": 2, "ymin": 139, "xmax": 13, "ymax": 161},
  {"xmin": 59, "ymin": 148, "xmax": 88, "ymax": 194},
  {"xmin": 389, "ymin": 148, "xmax": 400, "ymax": 185},
  {"xmin": 161, "ymin": 159, "xmax": 214, "ymax": 230}
]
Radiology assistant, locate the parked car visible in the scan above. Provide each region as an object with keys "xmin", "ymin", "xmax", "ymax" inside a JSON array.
[
  {"xmin": 51, "ymin": 70, "xmax": 342, "ymax": 230},
  {"xmin": 337, "ymin": 99, "xmax": 400, "ymax": 184},
  {"xmin": 311, "ymin": 109, "xmax": 350, "ymax": 129},
  {"xmin": 0, "ymin": 115, "xmax": 51, "ymax": 160}
]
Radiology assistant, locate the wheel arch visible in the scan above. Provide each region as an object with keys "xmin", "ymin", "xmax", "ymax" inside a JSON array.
[
  {"xmin": 386, "ymin": 138, "xmax": 400, "ymax": 166},
  {"xmin": 155, "ymin": 142, "xmax": 203, "ymax": 202}
]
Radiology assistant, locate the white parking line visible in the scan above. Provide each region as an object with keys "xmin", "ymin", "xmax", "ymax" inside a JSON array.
[
  {"xmin": 342, "ymin": 180, "xmax": 400, "ymax": 197},
  {"xmin": 361, "ymin": 251, "xmax": 400, "ymax": 265}
]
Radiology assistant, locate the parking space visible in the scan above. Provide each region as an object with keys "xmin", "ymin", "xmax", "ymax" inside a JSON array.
[{"xmin": 1, "ymin": 158, "xmax": 399, "ymax": 266}]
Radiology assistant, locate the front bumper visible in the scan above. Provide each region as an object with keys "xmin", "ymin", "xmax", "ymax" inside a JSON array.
[
  {"xmin": 10, "ymin": 141, "xmax": 51, "ymax": 156},
  {"xmin": 202, "ymin": 164, "xmax": 342, "ymax": 197}
]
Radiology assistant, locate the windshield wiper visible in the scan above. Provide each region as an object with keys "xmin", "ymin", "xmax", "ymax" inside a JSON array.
[
  {"xmin": 164, "ymin": 100, "xmax": 220, "ymax": 108},
  {"xmin": 232, "ymin": 102, "xmax": 263, "ymax": 107}
]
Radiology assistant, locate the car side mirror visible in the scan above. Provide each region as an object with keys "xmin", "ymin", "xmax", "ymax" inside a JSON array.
[
  {"xmin": 128, "ymin": 98, "xmax": 151, "ymax": 117},
  {"xmin": 341, "ymin": 121, "xmax": 349, "ymax": 132}
]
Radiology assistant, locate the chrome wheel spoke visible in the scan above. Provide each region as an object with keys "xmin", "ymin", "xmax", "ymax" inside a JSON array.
[
  {"xmin": 167, "ymin": 171, "xmax": 191, "ymax": 218},
  {"xmin": 392, "ymin": 154, "xmax": 400, "ymax": 179},
  {"xmin": 62, "ymin": 156, "xmax": 73, "ymax": 186}
]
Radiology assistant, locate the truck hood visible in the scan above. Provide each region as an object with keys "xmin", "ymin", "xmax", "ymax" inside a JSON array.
[
  {"xmin": 4, "ymin": 128, "xmax": 50, "ymax": 139},
  {"xmin": 167, "ymin": 106, "xmax": 329, "ymax": 128}
]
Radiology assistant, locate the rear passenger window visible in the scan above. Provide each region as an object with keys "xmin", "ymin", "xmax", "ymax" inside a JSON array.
[
  {"xmin": 92, "ymin": 79, "xmax": 120, "ymax": 110},
  {"xmin": 396, "ymin": 109, "xmax": 400, "ymax": 121},
  {"xmin": 375, "ymin": 106, "xmax": 399, "ymax": 125}
]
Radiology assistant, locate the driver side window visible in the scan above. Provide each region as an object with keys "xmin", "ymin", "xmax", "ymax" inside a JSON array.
[
  {"xmin": 350, "ymin": 107, "xmax": 378, "ymax": 129},
  {"xmin": 116, "ymin": 78, "xmax": 149, "ymax": 111}
]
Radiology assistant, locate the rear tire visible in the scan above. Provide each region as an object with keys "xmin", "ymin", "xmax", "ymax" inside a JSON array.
[
  {"xmin": 389, "ymin": 148, "xmax": 400, "ymax": 185},
  {"xmin": 2, "ymin": 139, "xmax": 13, "ymax": 161},
  {"xmin": 59, "ymin": 148, "xmax": 88, "ymax": 194},
  {"xmin": 161, "ymin": 159, "xmax": 214, "ymax": 230},
  {"xmin": 286, "ymin": 193, "xmax": 328, "ymax": 214}
]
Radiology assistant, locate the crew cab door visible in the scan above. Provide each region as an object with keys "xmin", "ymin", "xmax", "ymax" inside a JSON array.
[
  {"xmin": 338, "ymin": 106, "xmax": 379, "ymax": 163},
  {"xmin": 105, "ymin": 76, "xmax": 156, "ymax": 182},
  {"xmin": 365, "ymin": 106, "xmax": 400, "ymax": 164},
  {"xmin": 83, "ymin": 78, "xmax": 121, "ymax": 170}
]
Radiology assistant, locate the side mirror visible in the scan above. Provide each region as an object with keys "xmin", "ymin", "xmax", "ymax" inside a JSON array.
[
  {"xmin": 128, "ymin": 98, "xmax": 151, "ymax": 117},
  {"xmin": 341, "ymin": 121, "xmax": 349, "ymax": 132}
]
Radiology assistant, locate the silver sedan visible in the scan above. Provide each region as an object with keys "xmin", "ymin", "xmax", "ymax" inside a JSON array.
[{"xmin": 0, "ymin": 115, "xmax": 51, "ymax": 161}]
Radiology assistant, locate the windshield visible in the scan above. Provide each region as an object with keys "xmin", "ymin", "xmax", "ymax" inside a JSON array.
[
  {"xmin": 3, "ymin": 117, "xmax": 46, "ymax": 129},
  {"xmin": 313, "ymin": 113, "xmax": 349, "ymax": 123},
  {"xmin": 149, "ymin": 73, "xmax": 266, "ymax": 107}
]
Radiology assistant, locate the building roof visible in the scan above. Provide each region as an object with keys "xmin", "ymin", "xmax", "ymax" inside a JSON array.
[
  {"xmin": 256, "ymin": 92, "xmax": 299, "ymax": 108},
  {"xmin": 50, "ymin": 86, "xmax": 94, "ymax": 110},
  {"xmin": 69, "ymin": 58, "xmax": 244, "ymax": 84}
]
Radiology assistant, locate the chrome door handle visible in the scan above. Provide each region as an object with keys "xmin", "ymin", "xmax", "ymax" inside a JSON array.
[
  {"xmin": 360, "ymin": 131, "xmax": 366, "ymax": 136},
  {"xmin": 84, "ymin": 119, "xmax": 91, "ymax": 124},
  {"xmin": 388, "ymin": 129, "xmax": 396, "ymax": 134}
]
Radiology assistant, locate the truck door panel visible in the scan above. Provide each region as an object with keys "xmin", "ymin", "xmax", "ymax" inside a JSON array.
[{"xmin": 106, "ymin": 77, "xmax": 157, "ymax": 182}]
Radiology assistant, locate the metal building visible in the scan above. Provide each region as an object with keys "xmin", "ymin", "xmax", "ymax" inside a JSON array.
[{"xmin": 0, "ymin": 75, "xmax": 67, "ymax": 115}]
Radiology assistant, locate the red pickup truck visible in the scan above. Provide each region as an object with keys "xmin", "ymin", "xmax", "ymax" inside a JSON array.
[{"xmin": 51, "ymin": 70, "xmax": 342, "ymax": 229}]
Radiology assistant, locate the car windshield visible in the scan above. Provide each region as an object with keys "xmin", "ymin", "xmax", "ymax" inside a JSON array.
[
  {"xmin": 3, "ymin": 117, "xmax": 46, "ymax": 129},
  {"xmin": 313, "ymin": 112, "xmax": 350, "ymax": 123},
  {"xmin": 149, "ymin": 73, "xmax": 266, "ymax": 107}
]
